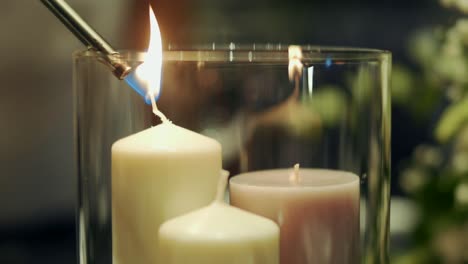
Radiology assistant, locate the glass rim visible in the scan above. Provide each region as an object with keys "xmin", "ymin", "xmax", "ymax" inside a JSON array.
[{"xmin": 73, "ymin": 44, "xmax": 391, "ymax": 63}]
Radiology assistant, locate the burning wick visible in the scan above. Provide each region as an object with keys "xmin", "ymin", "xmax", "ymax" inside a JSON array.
[
  {"xmin": 131, "ymin": 6, "xmax": 169, "ymax": 124},
  {"xmin": 150, "ymin": 95, "xmax": 169, "ymax": 123},
  {"xmin": 289, "ymin": 163, "xmax": 301, "ymax": 184}
]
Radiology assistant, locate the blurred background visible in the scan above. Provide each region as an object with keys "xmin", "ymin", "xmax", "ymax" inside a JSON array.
[{"xmin": 1, "ymin": 0, "xmax": 467, "ymax": 263}]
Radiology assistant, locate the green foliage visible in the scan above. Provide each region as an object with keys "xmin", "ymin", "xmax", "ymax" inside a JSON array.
[
  {"xmin": 303, "ymin": 85, "xmax": 347, "ymax": 126},
  {"xmin": 394, "ymin": 2, "xmax": 468, "ymax": 262},
  {"xmin": 435, "ymin": 98, "xmax": 468, "ymax": 142}
]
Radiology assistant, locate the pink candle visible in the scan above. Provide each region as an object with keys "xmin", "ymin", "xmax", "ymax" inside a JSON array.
[{"xmin": 229, "ymin": 165, "xmax": 360, "ymax": 264}]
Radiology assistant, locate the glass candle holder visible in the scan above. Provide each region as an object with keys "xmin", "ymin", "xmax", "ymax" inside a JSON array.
[{"xmin": 74, "ymin": 45, "xmax": 391, "ymax": 264}]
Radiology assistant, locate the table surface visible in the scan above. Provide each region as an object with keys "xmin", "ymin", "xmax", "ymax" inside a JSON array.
[
  {"xmin": 0, "ymin": 197, "xmax": 417, "ymax": 264},
  {"xmin": 0, "ymin": 218, "xmax": 76, "ymax": 264}
]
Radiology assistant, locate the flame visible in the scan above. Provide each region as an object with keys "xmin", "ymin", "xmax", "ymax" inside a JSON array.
[
  {"xmin": 135, "ymin": 6, "xmax": 163, "ymax": 99},
  {"xmin": 288, "ymin": 45, "xmax": 303, "ymax": 81}
]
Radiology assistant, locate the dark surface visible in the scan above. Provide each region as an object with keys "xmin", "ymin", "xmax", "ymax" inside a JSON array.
[{"xmin": 0, "ymin": 219, "xmax": 75, "ymax": 264}]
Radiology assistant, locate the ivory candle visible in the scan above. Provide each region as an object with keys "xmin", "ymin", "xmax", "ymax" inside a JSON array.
[
  {"xmin": 158, "ymin": 171, "xmax": 279, "ymax": 264},
  {"xmin": 230, "ymin": 165, "xmax": 360, "ymax": 264},
  {"xmin": 112, "ymin": 122, "xmax": 222, "ymax": 264}
]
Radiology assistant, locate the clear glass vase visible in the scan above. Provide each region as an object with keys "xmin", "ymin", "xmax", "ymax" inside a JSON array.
[{"xmin": 74, "ymin": 44, "xmax": 391, "ymax": 264}]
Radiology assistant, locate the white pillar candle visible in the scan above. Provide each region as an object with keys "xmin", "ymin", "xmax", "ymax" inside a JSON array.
[
  {"xmin": 112, "ymin": 122, "xmax": 222, "ymax": 264},
  {"xmin": 229, "ymin": 165, "xmax": 360, "ymax": 264},
  {"xmin": 158, "ymin": 171, "xmax": 280, "ymax": 264}
]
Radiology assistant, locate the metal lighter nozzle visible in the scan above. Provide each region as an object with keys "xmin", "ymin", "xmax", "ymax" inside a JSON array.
[{"xmin": 40, "ymin": 0, "xmax": 131, "ymax": 80}]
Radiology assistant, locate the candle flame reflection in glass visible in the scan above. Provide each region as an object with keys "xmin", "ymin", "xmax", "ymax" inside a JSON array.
[
  {"xmin": 307, "ymin": 66, "xmax": 314, "ymax": 95},
  {"xmin": 125, "ymin": 6, "xmax": 163, "ymax": 104},
  {"xmin": 288, "ymin": 45, "xmax": 303, "ymax": 81}
]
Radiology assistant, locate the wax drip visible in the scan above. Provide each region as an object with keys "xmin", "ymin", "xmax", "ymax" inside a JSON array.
[
  {"xmin": 289, "ymin": 163, "xmax": 301, "ymax": 184},
  {"xmin": 215, "ymin": 170, "xmax": 230, "ymax": 203},
  {"xmin": 150, "ymin": 95, "xmax": 169, "ymax": 123}
]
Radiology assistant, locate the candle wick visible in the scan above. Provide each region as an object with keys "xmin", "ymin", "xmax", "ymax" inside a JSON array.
[
  {"xmin": 289, "ymin": 163, "xmax": 301, "ymax": 184},
  {"xmin": 150, "ymin": 95, "xmax": 170, "ymax": 123},
  {"xmin": 215, "ymin": 170, "xmax": 230, "ymax": 203}
]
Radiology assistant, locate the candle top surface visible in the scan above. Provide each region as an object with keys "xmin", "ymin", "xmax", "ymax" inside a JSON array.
[
  {"xmin": 230, "ymin": 169, "xmax": 359, "ymax": 188},
  {"xmin": 112, "ymin": 123, "xmax": 221, "ymax": 153},
  {"xmin": 159, "ymin": 201, "xmax": 278, "ymax": 241}
]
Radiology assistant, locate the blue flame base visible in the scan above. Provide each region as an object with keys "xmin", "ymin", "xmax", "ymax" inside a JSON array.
[{"xmin": 124, "ymin": 70, "xmax": 160, "ymax": 105}]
